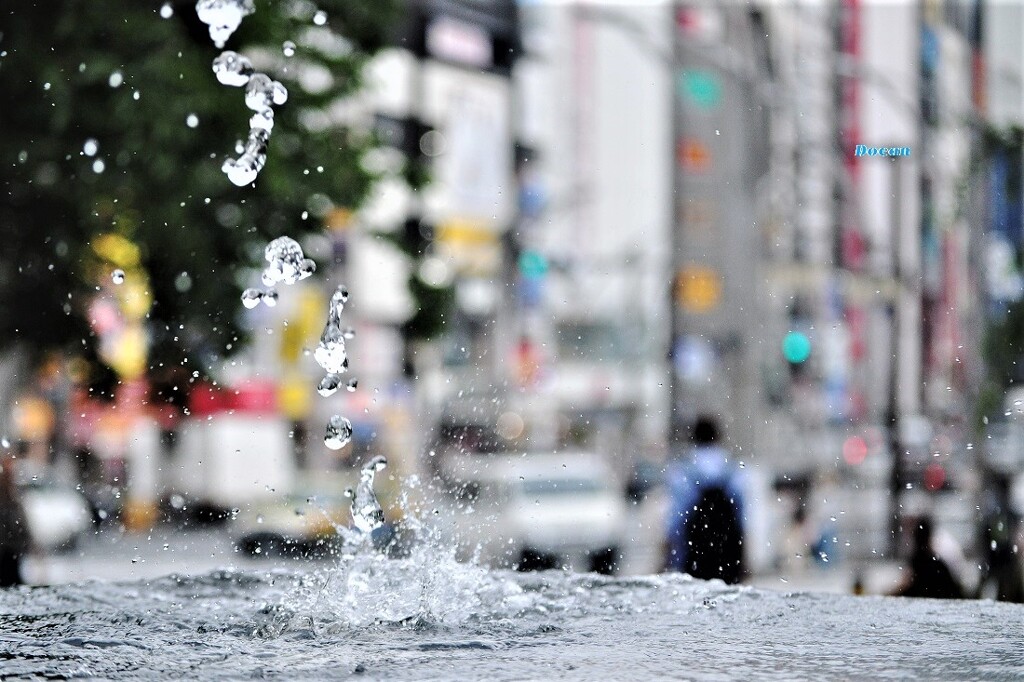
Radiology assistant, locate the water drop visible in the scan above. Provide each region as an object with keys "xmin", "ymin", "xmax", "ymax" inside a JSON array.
[
  {"xmin": 212, "ymin": 50, "xmax": 254, "ymax": 87},
  {"xmin": 160, "ymin": 3, "xmax": 174, "ymax": 18},
  {"xmin": 196, "ymin": 0, "xmax": 255, "ymax": 48},
  {"xmin": 317, "ymin": 374, "xmax": 341, "ymax": 397},
  {"xmin": 346, "ymin": 378, "xmax": 358, "ymax": 392},
  {"xmin": 283, "ymin": 40, "xmax": 296, "ymax": 57},
  {"xmin": 1, "ymin": 438, "xmax": 9, "ymax": 448},
  {"xmin": 345, "ymin": 455, "xmax": 387, "ymax": 532},
  {"xmin": 241, "ymin": 288, "xmax": 263, "ymax": 308},
  {"xmin": 111, "ymin": 269, "xmax": 125, "ymax": 285},
  {"xmin": 262, "ymin": 236, "xmax": 309, "ymax": 286},
  {"xmin": 342, "ymin": 326, "xmax": 355, "ymax": 339},
  {"xmin": 250, "ymin": 109, "xmax": 274, "ymax": 132},
  {"xmin": 92, "ymin": 159, "xmax": 105, "ymax": 174},
  {"xmin": 108, "ymin": 71, "xmax": 123, "ymax": 88},
  {"xmin": 262, "ymin": 289, "xmax": 279, "ymax": 307},
  {"xmin": 186, "ymin": 113, "xmax": 199, "ymax": 128},
  {"xmin": 324, "ymin": 414, "xmax": 353, "ymax": 450},
  {"xmin": 313, "ymin": 10, "xmax": 327, "ymax": 25},
  {"xmin": 83, "ymin": 138, "xmax": 99, "ymax": 157}
]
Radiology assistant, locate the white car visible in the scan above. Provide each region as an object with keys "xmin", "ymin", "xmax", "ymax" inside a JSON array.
[
  {"xmin": 19, "ymin": 473, "xmax": 93, "ymax": 552},
  {"xmin": 444, "ymin": 453, "xmax": 628, "ymax": 574}
]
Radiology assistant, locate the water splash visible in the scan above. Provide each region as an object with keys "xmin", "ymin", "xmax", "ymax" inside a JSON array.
[
  {"xmin": 262, "ymin": 236, "xmax": 313, "ymax": 287},
  {"xmin": 314, "ymin": 286, "xmax": 350, "ymax": 374},
  {"xmin": 195, "ymin": 0, "xmax": 254, "ymax": 48},
  {"xmin": 324, "ymin": 415, "xmax": 353, "ymax": 451},
  {"xmin": 212, "ymin": 51, "xmax": 254, "ymax": 87},
  {"xmin": 241, "ymin": 287, "xmax": 263, "ymax": 309},
  {"xmin": 317, "ymin": 374, "xmax": 342, "ymax": 397},
  {"xmin": 345, "ymin": 455, "xmax": 387, "ymax": 533}
]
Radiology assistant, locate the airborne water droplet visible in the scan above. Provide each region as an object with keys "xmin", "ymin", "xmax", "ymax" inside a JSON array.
[
  {"xmin": 160, "ymin": 3, "xmax": 174, "ymax": 18},
  {"xmin": 112, "ymin": 269, "xmax": 125, "ymax": 284},
  {"xmin": 108, "ymin": 71, "xmax": 123, "ymax": 88},
  {"xmin": 262, "ymin": 289, "xmax": 279, "ymax": 307},
  {"xmin": 346, "ymin": 378, "xmax": 358, "ymax": 392},
  {"xmin": 313, "ymin": 10, "xmax": 327, "ymax": 25},
  {"xmin": 346, "ymin": 455, "xmax": 387, "ymax": 532},
  {"xmin": 196, "ymin": 0, "xmax": 255, "ymax": 48},
  {"xmin": 241, "ymin": 288, "xmax": 263, "ymax": 308},
  {"xmin": 324, "ymin": 414, "xmax": 353, "ymax": 450},
  {"xmin": 317, "ymin": 374, "xmax": 341, "ymax": 397},
  {"xmin": 211, "ymin": 50, "xmax": 254, "ymax": 87},
  {"xmin": 83, "ymin": 139, "xmax": 99, "ymax": 157},
  {"xmin": 282, "ymin": 40, "xmax": 296, "ymax": 57},
  {"xmin": 186, "ymin": 113, "xmax": 199, "ymax": 128}
]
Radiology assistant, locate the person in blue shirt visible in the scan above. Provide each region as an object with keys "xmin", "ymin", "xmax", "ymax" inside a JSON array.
[{"xmin": 663, "ymin": 416, "xmax": 746, "ymax": 583}]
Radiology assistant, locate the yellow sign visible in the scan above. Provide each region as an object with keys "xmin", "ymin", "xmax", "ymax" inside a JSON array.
[
  {"xmin": 437, "ymin": 218, "xmax": 501, "ymax": 275},
  {"xmin": 676, "ymin": 265, "xmax": 721, "ymax": 312}
]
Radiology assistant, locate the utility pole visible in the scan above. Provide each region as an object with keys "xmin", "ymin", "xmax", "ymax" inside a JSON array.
[{"xmin": 886, "ymin": 156, "xmax": 904, "ymax": 557}]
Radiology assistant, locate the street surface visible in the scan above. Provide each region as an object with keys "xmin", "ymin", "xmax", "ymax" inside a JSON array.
[{"xmin": 22, "ymin": 521, "xmax": 907, "ymax": 597}]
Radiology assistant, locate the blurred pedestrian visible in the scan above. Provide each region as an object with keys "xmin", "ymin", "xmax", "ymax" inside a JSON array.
[
  {"xmin": 976, "ymin": 478, "xmax": 1024, "ymax": 603},
  {"xmin": 893, "ymin": 517, "xmax": 964, "ymax": 600},
  {"xmin": 663, "ymin": 416, "xmax": 745, "ymax": 584},
  {"xmin": 0, "ymin": 457, "xmax": 32, "ymax": 587}
]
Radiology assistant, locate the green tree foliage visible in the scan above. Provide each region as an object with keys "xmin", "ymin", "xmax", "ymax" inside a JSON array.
[{"xmin": 0, "ymin": 0, "xmax": 398, "ymax": 399}]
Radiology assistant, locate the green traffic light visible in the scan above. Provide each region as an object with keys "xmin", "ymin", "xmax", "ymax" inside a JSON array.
[{"xmin": 782, "ymin": 331, "xmax": 811, "ymax": 364}]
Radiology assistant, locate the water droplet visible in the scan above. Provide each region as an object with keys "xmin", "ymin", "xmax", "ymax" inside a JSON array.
[
  {"xmin": 92, "ymin": 159, "xmax": 105, "ymax": 174},
  {"xmin": 83, "ymin": 138, "xmax": 99, "ymax": 157},
  {"xmin": 282, "ymin": 40, "xmax": 296, "ymax": 57},
  {"xmin": 301, "ymin": 211, "xmax": 309, "ymax": 220},
  {"xmin": 196, "ymin": 0, "xmax": 255, "ymax": 48},
  {"xmin": 342, "ymin": 326, "xmax": 355, "ymax": 339},
  {"xmin": 262, "ymin": 289, "xmax": 278, "ymax": 307},
  {"xmin": 111, "ymin": 269, "xmax": 125, "ymax": 284},
  {"xmin": 346, "ymin": 455, "xmax": 387, "ymax": 532},
  {"xmin": 108, "ymin": 71, "xmax": 123, "ymax": 88},
  {"xmin": 186, "ymin": 113, "xmax": 199, "ymax": 128},
  {"xmin": 1, "ymin": 438, "xmax": 9, "ymax": 448},
  {"xmin": 211, "ymin": 50, "xmax": 254, "ymax": 87},
  {"xmin": 245, "ymin": 73, "xmax": 286, "ymax": 112},
  {"xmin": 317, "ymin": 374, "xmax": 342, "ymax": 397},
  {"xmin": 313, "ymin": 10, "xmax": 327, "ymax": 25},
  {"xmin": 346, "ymin": 378, "xmax": 358, "ymax": 392},
  {"xmin": 324, "ymin": 414, "xmax": 353, "ymax": 450},
  {"xmin": 250, "ymin": 108, "xmax": 274, "ymax": 132},
  {"xmin": 241, "ymin": 288, "xmax": 263, "ymax": 308},
  {"xmin": 160, "ymin": 2, "xmax": 174, "ymax": 19},
  {"xmin": 262, "ymin": 236, "xmax": 309, "ymax": 286}
]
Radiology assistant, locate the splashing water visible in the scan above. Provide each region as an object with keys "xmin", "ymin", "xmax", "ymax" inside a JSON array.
[
  {"xmin": 344, "ymin": 455, "xmax": 387, "ymax": 533},
  {"xmin": 111, "ymin": 269, "xmax": 125, "ymax": 285},
  {"xmin": 245, "ymin": 74, "xmax": 288, "ymax": 112},
  {"xmin": 317, "ymin": 373, "xmax": 342, "ymax": 397},
  {"xmin": 221, "ymin": 127, "xmax": 269, "ymax": 186},
  {"xmin": 211, "ymin": 50, "xmax": 254, "ymax": 87},
  {"xmin": 195, "ymin": 0, "xmax": 255, "ymax": 48},
  {"xmin": 324, "ymin": 414, "xmax": 353, "ymax": 451},
  {"xmin": 314, "ymin": 286, "xmax": 350, "ymax": 374},
  {"xmin": 240, "ymin": 287, "xmax": 263, "ymax": 308},
  {"xmin": 262, "ymin": 236, "xmax": 314, "ymax": 286}
]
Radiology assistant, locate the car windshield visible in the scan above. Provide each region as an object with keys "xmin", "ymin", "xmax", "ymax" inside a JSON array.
[{"xmin": 520, "ymin": 478, "xmax": 605, "ymax": 496}]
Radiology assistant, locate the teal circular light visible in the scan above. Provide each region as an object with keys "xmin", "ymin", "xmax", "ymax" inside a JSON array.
[{"xmin": 782, "ymin": 331, "xmax": 811, "ymax": 364}]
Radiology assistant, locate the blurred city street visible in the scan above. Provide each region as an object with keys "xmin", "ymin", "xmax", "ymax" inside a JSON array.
[{"xmin": 3, "ymin": 0, "xmax": 1024, "ymax": 619}]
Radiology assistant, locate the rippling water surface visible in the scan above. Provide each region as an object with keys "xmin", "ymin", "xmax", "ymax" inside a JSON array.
[{"xmin": 2, "ymin": 546, "xmax": 1023, "ymax": 680}]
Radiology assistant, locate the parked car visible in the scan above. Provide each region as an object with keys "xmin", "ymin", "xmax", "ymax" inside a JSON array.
[
  {"xmin": 234, "ymin": 491, "xmax": 348, "ymax": 558},
  {"xmin": 17, "ymin": 469, "xmax": 93, "ymax": 552},
  {"xmin": 444, "ymin": 453, "xmax": 628, "ymax": 574}
]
